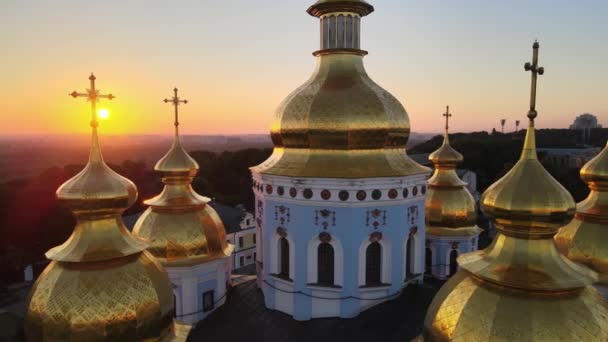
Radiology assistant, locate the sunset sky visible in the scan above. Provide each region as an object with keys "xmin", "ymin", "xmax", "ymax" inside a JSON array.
[{"xmin": 2, "ymin": 0, "xmax": 607, "ymax": 135}]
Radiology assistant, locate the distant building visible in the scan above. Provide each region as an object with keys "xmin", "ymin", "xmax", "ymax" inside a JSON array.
[
  {"xmin": 570, "ymin": 113, "xmax": 602, "ymax": 130},
  {"xmin": 538, "ymin": 147, "xmax": 601, "ymax": 169},
  {"xmin": 570, "ymin": 113, "xmax": 602, "ymax": 144}
]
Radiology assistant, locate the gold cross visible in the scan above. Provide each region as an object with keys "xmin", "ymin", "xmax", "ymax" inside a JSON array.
[
  {"xmin": 69, "ymin": 73, "xmax": 114, "ymax": 128},
  {"xmin": 442, "ymin": 105, "xmax": 452, "ymax": 132},
  {"xmin": 164, "ymin": 87, "xmax": 188, "ymax": 134},
  {"xmin": 524, "ymin": 41, "xmax": 544, "ymax": 120}
]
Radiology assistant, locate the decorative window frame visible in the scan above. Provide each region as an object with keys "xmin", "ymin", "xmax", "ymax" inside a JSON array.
[
  {"xmin": 270, "ymin": 229, "xmax": 295, "ymax": 281},
  {"xmin": 358, "ymin": 236, "xmax": 391, "ymax": 287},
  {"xmin": 403, "ymin": 230, "xmax": 421, "ymax": 277},
  {"xmin": 307, "ymin": 234, "xmax": 344, "ymax": 287}
]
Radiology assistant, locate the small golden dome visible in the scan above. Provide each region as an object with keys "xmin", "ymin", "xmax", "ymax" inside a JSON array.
[
  {"xmin": 25, "ymin": 75, "xmax": 177, "ymax": 341},
  {"xmin": 253, "ymin": 4, "xmax": 429, "ymax": 178},
  {"xmin": 425, "ymin": 115, "xmax": 480, "ymax": 236},
  {"xmin": 155, "ymin": 137, "xmax": 199, "ymax": 176},
  {"xmin": 481, "ymin": 121, "xmax": 575, "ymax": 237},
  {"xmin": 428, "ymin": 135, "xmax": 463, "ymax": 167},
  {"xmin": 555, "ymin": 141, "xmax": 608, "ymax": 284},
  {"xmin": 133, "ymin": 101, "xmax": 232, "ymax": 266},
  {"xmin": 307, "ymin": 0, "xmax": 374, "ymax": 17},
  {"xmin": 423, "ymin": 42, "xmax": 608, "ymax": 341}
]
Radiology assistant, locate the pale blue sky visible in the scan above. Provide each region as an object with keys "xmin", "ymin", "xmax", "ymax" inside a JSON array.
[{"xmin": 1, "ymin": 0, "xmax": 607, "ymax": 134}]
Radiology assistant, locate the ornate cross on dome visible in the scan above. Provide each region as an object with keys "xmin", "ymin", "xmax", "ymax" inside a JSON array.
[
  {"xmin": 443, "ymin": 105, "xmax": 452, "ymax": 132},
  {"xmin": 69, "ymin": 73, "xmax": 114, "ymax": 128},
  {"xmin": 164, "ymin": 87, "xmax": 188, "ymax": 134},
  {"xmin": 524, "ymin": 41, "xmax": 544, "ymax": 120}
]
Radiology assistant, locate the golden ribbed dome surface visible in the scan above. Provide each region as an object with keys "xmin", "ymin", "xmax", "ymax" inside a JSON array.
[
  {"xmin": 253, "ymin": 53, "xmax": 429, "ymax": 178},
  {"xmin": 423, "ymin": 42, "xmax": 608, "ymax": 341},
  {"xmin": 555, "ymin": 141, "xmax": 608, "ymax": 284},
  {"xmin": 25, "ymin": 75, "xmax": 177, "ymax": 341},
  {"xmin": 25, "ymin": 252, "xmax": 175, "ymax": 341},
  {"xmin": 254, "ymin": 0, "xmax": 428, "ymax": 178},
  {"xmin": 155, "ymin": 137, "xmax": 198, "ymax": 175},
  {"xmin": 481, "ymin": 122, "xmax": 575, "ymax": 237},
  {"xmin": 428, "ymin": 136, "xmax": 463, "ymax": 167},
  {"xmin": 425, "ymin": 128, "xmax": 480, "ymax": 236},
  {"xmin": 133, "ymin": 115, "xmax": 232, "ymax": 266}
]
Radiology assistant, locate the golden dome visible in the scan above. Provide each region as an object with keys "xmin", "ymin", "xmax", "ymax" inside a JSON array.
[
  {"xmin": 133, "ymin": 94, "xmax": 232, "ymax": 266},
  {"xmin": 253, "ymin": 1, "xmax": 429, "ymax": 178},
  {"xmin": 425, "ymin": 112, "xmax": 480, "ymax": 236},
  {"xmin": 481, "ymin": 120, "xmax": 575, "ymax": 237},
  {"xmin": 155, "ymin": 137, "xmax": 198, "ymax": 176},
  {"xmin": 25, "ymin": 74, "xmax": 177, "ymax": 341},
  {"xmin": 423, "ymin": 42, "xmax": 608, "ymax": 341},
  {"xmin": 555, "ymin": 141, "xmax": 608, "ymax": 284}
]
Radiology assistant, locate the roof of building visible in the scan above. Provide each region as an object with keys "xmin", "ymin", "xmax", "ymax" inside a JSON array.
[
  {"xmin": 409, "ymin": 153, "xmax": 431, "ymax": 166},
  {"xmin": 189, "ymin": 278, "xmax": 442, "ymax": 342},
  {"xmin": 209, "ymin": 202, "xmax": 246, "ymax": 234}
]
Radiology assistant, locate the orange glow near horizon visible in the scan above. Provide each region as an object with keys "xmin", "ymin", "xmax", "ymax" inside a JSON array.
[{"xmin": 1, "ymin": 1, "xmax": 606, "ymax": 136}]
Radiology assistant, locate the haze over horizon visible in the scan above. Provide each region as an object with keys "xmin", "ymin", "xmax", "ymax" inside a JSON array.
[{"xmin": 2, "ymin": 0, "xmax": 606, "ymax": 136}]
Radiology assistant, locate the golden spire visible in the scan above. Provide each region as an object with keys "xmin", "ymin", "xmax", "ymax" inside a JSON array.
[
  {"xmin": 133, "ymin": 88, "xmax": 232, "ymax": 266},
  {"xmin": 156, "ymin": 87, "xmax": 199, "ymax": 174},
  {"xmin": 422, "ymin": 42, "xmax": 608, "ymax": 341},
  {"xmin": 50, "ymin": 73, "xmax": 146, "ymax": 261},
  {"xmin": 425, "ymin": 106, "xmax": 480, "ymax": 236},
  {"xmin": 428, "ymin": 106, "xmax": 464, "ymax": 168},
  {"xmin": 24, "ymin": 74, "xmax": 176, "ymax": 341},
  {"xmin": 252, "ymin": 0, "xmax": 430, "ymax": 178},
  {"xmin": 555, "ymin": 140, "xmax": 608, "ymax": 285}
]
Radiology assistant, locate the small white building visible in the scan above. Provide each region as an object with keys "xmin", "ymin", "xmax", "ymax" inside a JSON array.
[{"xmin": 219, "ymin": 206, "xmax": 257, "ymax": 271}]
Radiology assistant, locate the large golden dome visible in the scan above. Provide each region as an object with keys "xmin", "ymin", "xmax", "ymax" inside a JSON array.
[
  {"xmin": 133, "ymin": 99, "xmax": 232, "ymax": 266},
  {"xmin": 555, "ymin": 141, "xmax": 608, "ymax": 284},
  {"xmin": 423, "ymin": 42, "xmax": 608, "ymax": 341},
  {"xmin": 252, "ymin": 0, "xmax": 429, "ymax": 178},
  {"xmin": 425, "ymin": 114, "xmax": 480, "ymax": 236},
  {"xmin": 24, "ymin": 75, "xmax": 176, "ymax": 341}
]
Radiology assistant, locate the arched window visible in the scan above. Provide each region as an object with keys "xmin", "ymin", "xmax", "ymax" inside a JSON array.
[
  {"xmin": 365, "ymin": 242, "xmax": 382, "ymax": 286},
  {"xmin": 406, "ymin": 237, "xmax": 415, "ymax": 277},
  {"xmin": 279, "ymin": 237, "xmax": 290, "ymax": 279},
  {"xmin": 449, "ymin": 250, "xmax": 458, "ymax": 276},
  {"xmin": 317, "ymin": 242, "xmax": 335, "ymax": 286},
  {"xmin": 425, "ymin": 248, "xmax": 433, "ymax": 274}
]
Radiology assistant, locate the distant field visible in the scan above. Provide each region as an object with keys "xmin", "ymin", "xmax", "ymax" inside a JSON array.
[{"xmin": 0, "ymin": 134, "xmax": 273, "ymax": 181}]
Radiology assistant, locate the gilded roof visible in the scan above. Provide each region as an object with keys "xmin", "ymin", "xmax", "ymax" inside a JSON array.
[
  {"xmin": 253, "ymin": 52, "xmax": 429, "ymax": 178},
  {"xmin": 24, "ymin": 253, "xmax": 176, "ymax": 341},
  {"xmin": 481, "ymin": 120, "xmax": 575, "ymax": 237},
  {"xmin": 133, "ymin": 121, "xmax": 232, "ymax": 266},
  {"xmin": 425, "ymin": 128, "xmax": 480, "ymax": 235},
  {"xmin": 423, "ymin": 42, "xmax": 608, "ymax": 341},
  {"xmin": 555, "ymin": 141, "xmax": 608, "ymax": 284},
  {"xmin": 424, "ymin": 271, "xmax": 608, "ymax": 341}
]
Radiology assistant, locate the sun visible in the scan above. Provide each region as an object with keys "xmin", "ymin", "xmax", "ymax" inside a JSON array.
[{"xmin": 98, "ymin": 108, "xmax": 110, "ymax": 120}]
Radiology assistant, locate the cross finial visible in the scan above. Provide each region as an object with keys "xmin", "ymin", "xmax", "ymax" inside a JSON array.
[
  {"xmin": 442, "ymin": 105, "xmax": 452, "ymax": 132},
  {"xmin": 69, "ymin": 73, "xmax": 114, "ymax": 128},
  {"xmin": 164, "ymin": 87, "xmax": 188, "ymax": 136},
  {"xmin": 524, "ymin": 40, "xmax": 544, "ymax": 120}
]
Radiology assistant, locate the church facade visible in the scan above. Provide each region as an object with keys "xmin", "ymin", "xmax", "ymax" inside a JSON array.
[{"xmin": 251, "ymin": 0, "xmax": 430, "ymax": 321}]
